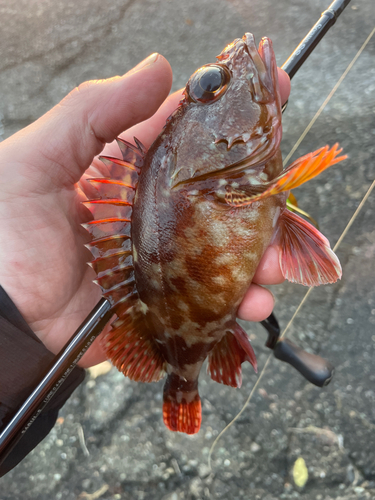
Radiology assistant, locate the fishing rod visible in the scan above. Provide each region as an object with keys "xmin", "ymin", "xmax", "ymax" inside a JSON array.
[
  {"xmin": 0, "ymin": 0, "xmax": 351, "ymax": 470},
  {"xmin": 281, "ymin": 0, "xmax": 352, "ymax": 111},
  {"xmin": 261, "ymin": 0, "xmax": 351, "ymax": 385},
  {"xmin": 0, "ymin": 298, "xmax": 112, "ymax": 472}
]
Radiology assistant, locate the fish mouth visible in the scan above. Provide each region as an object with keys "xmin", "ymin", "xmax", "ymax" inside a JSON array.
[{"xmin": 243, "ymin": 33, "xmax": 278, "ymax": 105}]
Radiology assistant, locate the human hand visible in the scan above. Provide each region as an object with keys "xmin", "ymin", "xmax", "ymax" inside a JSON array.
[{"xmin": 0, "ymin": 55, "xmax": 290, "ymax": 368}]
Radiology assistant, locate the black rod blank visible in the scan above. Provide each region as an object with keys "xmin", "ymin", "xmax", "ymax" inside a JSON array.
[
  {"xmin": 0, "ymin": 298, "xmax": 112, "ymax": 466},
  {"xmin": 281, "ymin": 0, "xmax": 352, "ymax": 79}
]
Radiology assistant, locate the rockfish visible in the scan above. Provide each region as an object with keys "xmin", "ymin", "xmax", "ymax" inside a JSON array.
[{"xmin": 83, "ymin": 33, "xmax": 345, "ymax": 434}]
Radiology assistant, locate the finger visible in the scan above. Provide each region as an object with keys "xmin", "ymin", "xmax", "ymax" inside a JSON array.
[
  {"xmin": 94, "ymin": 89, "xmax": 184, "ymax": 164},
  {"xmin": 3, "ymin": 53, "xmax": 173, "ymax": 188},
  {"xmin": 237, "ymin": 283, "xmax": 275, "ymax": 322},
  {"xmin": 252, "ymin": 245, "xmax": 285, "ymax": 285},
  {"xmin": 120, "ymin": 89, "xmax": 185, "ymax": 148},
  {"xmin": 277, "ymin": 68, "xmax": 291, "ymax": 105}
]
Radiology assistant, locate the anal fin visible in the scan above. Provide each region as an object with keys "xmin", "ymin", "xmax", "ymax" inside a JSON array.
[
  {"xmin": 207, "ymin": 323, "xmax": 257, "ymax": 388},
  {"xmin": 273, "ymin": 208, "xmax": 342, "ymax": 286}
]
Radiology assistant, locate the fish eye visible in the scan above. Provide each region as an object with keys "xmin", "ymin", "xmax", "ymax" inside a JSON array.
[{"xmin": 187, "ymin": 65, "xmax": 231, "ymax": 104}]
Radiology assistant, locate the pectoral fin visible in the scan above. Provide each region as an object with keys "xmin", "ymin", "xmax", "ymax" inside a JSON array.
[
  {"xmin": 225, "ymin": 144, "xmax": 347, "ymax": 207},
  {"xmin": 273, "ymin": 209, "xmax": 341, "ymax": 287}
]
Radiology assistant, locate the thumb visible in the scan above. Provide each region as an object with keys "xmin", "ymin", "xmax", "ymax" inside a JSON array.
[{"xmin": 1, "ymin": 53, "xmax": 172, "ymax": 190}]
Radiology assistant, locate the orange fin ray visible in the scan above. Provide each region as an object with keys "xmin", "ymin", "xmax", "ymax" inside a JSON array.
[
  {"xmin": 102, "ymin": 282, "xmax": 137, "ymax": 307},
  {"xmin": 82, "ymin": 199, "xmax": 133, "ymax": 220},
  {"xmin": 162, "ymin": 373, "xmax": 202, "ymax": 434},
  {"xmin": 85, "ymin": 234, "xmax": 131, "ymax": 259},
  {"xmin": 99, "ymin": 156, "xmax": 140, "ymax": 187},
  {"xmin": 103, "ymin": 311, "xmax": 166, "ymax": 383},
  {"xmin": 225, "ymin": 144, "xmax": 347, "ymax": 207},
  {"xmin": 163, "ymin": 399, "xmax": 202, "ymax": 435},
  {"xmin": 82, "ymin": 219, "xmax": 131, "ymax": 240},
  {"xmin": 89, "ymin": 251, "xmax": 133, "ymax": 277},
  {"xmin": 94, "ymin": 266, "xmax": 135, "ymax": 292},
  {"xmin": 87, "ymin": 178, "xmax": 136, "ymax": 202},
  {"xmin": 207, "ymin": 332, "xmax": 243, "ymax": 387},
  {"xmin": 273, "ymin": 209, "xmax": 342, "ymax": 286},
  {"xmin": 232, "ymin": 322, "xmax": 258, "ymax": 373}
]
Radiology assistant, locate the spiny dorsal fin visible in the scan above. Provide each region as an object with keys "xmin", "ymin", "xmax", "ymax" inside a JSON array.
[
  {"xmin": 87, "ymin": 178, "xmax": 136, "ymax": 203},
  {"xmin": 99, "ymin": 156, "xmax": 140, "ymax": 186},
  {"xmin": 82, "ymin": 218, "xmax": 131, "ymax": 241},
  {"xmin": 116, "ymin": 137, "xmax": 145, "ymax": 168},
  {"xmin": 82, "ymin": 199, "xmax": 133, "ymax": 220},
  {"xmin": 88, "ymin": 251, "xmax": 133, "ymax": 277},
  {"xmin": 82, "ymin": 138, "xmax": 166, "ymax": 383}
]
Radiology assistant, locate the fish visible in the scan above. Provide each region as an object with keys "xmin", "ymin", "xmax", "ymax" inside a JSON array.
[{"xmin": 82, "ymin": 33, "xmax": 346, "ymax": 435}]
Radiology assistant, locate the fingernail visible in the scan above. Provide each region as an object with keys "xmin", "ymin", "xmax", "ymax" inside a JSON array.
[{"xmin": 128, "ymin": 53, "xmax": 159, "ymax": 75}]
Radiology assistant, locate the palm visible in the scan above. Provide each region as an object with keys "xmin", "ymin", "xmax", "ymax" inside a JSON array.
[{"xmin": 0, "ymin": 155, "xmax": 102, "ymax": 362}]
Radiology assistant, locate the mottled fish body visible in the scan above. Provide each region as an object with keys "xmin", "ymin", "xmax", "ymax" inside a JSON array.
[{"xmin": 83, "ymin": 34, "xmax": 345, "ymax": 434}]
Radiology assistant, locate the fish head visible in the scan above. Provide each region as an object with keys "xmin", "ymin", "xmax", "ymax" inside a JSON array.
[{"xmin": 170, "ymin": 33, "xmax": 283, "ymax": 186}]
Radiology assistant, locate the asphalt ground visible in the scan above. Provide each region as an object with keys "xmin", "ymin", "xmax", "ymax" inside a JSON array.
[{"xmin": 0, "ymin": 0, "xmax": 375, "ymax": 499}]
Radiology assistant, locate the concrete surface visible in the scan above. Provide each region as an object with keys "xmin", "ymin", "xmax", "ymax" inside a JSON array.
[{"xmin": 1, "ymin": 0, "xmax": 375, "ymax": 499}]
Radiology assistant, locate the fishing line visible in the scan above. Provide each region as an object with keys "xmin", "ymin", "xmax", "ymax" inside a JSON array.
[
  {"xmin": 332, "ymin": 178, "xmax": 375, "ymax": 253},
  {"xmin": 208, "ymin": 24, "xmax": 375, "ymax": 471},
  {"xmin": 283, "ymin": 25, "xmax": 375, "ymax": 167}
]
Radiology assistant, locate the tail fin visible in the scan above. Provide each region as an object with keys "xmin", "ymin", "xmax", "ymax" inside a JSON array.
[{"xmin": 162, "ymin": 373, "xmax": 202, "ymax": 434}]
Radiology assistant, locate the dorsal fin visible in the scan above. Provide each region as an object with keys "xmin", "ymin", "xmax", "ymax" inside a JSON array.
[
  {"xmin": 116, "ymin": 137, "xmax": 145, "ymax": 168},
  {"xmin": 99, "ymin": 156, "xmax": 140, "ymax": 186},
  {"xmin": 86, "ymin": 178, "xmax": 136, "ymax": 203},
  {"xmin": 82, "ymin": 138, "xmax": 167, "ymax": 383}
]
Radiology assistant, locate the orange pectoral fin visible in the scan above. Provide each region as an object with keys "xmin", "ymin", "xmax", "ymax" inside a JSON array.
[
  {"xmin": 273, "ymin": 209, "xmax": 342, "ymax": 287},
  {"xmin": 225, "ymin": 144, "xmax": 347, "ymax": 207}
]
